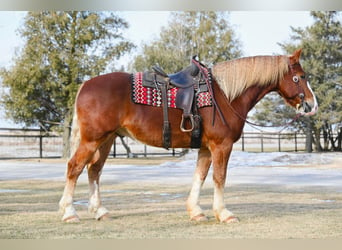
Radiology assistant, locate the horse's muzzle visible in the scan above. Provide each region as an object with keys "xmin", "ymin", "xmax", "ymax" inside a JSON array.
[{"xmin": 296, "ymin": 100, "xmax": 318, "ymax": 116}]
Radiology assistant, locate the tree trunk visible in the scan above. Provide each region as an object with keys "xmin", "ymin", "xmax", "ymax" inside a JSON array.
[
  {"xmin": 323, "ymin": 122, "xmax": 329, "ymax": 150},
  {"xmin": 305, "ymin": 119, "xmax": 313, "ymax": 153},
  {"xmin": 313, "ymin": 128, "xmax": 323, "ymax": 152},
  {"xmin": 338, "ymin": 126, "xmax": 342, "ymax": 151},
  {"xmin": 305, "ymin": 130, "xmax": 313, "ymax": 153},
  {"xmin": 62, "ymin": 110, "xmax": 73, "ymax": 159}
]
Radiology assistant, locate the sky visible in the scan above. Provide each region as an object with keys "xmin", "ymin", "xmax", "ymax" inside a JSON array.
[
  {"xmin": 116, "ymin": 11, "xmax": 313, "ymax": 68},
  {"xmin": 0, "ymin": 11, "xmax": 314, "ymax": 128},
  {"xmin": 119, "ymin": 11, "xmax": 313, "ymax": 56}
]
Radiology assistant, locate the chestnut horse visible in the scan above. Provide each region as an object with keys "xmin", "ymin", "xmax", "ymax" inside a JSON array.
[{"xmin": 59, "ymin": 49, "xmax": 318, "ymax": 223}]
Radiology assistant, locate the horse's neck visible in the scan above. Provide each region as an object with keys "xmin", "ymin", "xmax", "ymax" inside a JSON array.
[
  {"xmin": 227, "ymin": 82, "xmax": 277, "ymax": 121},
  {"xmin": 243, "ymin": 83, "xmax": 276, "ymax": 108},
  {"xmin": 212, "ymin": 80, "xmax": 277, "ymax": 129}
]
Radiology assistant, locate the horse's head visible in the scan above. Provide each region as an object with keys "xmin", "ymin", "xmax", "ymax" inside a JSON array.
[{"xmin": 278, "ymin": 49, "xmax": 318, "ymax": 116}]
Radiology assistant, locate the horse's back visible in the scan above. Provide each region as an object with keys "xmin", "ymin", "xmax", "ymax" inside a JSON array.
[
  {"xmin": 77, "ymin": 72, "xmax": 131, "ymax": 107},
  {"xmin": 78, "ymin": 72, "xmax": 130, "ymax": 97}
]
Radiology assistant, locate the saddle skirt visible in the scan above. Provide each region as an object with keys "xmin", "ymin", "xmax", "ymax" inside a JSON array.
[{"xmin": 131, "ymin": 72, "xmax": 212, "ymax": 109}]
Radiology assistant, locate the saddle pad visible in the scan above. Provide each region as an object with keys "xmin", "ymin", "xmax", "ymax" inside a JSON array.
[{"xmin": 131, "ymin": 72, "xmax": 212, "ymax": 108}]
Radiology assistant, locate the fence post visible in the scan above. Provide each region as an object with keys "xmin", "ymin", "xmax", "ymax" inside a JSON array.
[
  {"xmin": 113, "ymin": 139, "xmax": 116, "ymax": 158},
  {"xmin": 241, "ymin": 133, "xmax": 245, "ymax": 151},
  {"xmin": 261, "ymin": 132, "xmax": 264, "ymax": 152},
  {"xmin": 278, "ymin": 133, "xmax": 281, "ymax": 152},
  {"xmin": 294, "ymin": 132, "xmax": 298, "ymax": 152},
  {"xmin": 39, "ymin": 128, "xmax": 43, "ymax": 158}
]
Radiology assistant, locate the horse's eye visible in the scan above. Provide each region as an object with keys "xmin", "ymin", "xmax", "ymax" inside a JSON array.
[
  {"xmin": 300, "ymin": 75, "xmax": 306, "ymax": 79},
  {"xmin": 292, "ymin": 76, "xmax": 299, "ymax": 83}
]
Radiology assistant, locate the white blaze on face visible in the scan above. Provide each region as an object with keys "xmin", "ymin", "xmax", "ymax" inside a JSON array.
[{"xmin": 305, "ymin": 81, "xmax": 318, "ymax": 116}]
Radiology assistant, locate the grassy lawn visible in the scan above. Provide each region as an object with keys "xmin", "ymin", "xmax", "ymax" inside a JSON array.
[{"xmin": 0, "ymin": 180, "xmax": 341, "ymax": 239}]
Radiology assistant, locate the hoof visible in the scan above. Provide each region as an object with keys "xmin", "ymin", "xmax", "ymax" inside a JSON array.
[
  {"xmin": 62, "ymin": 215, "xmax": 80, "ymax": 223},
  {"xmin": 61, "ymin": 206, "xmax": 79, "ymax": 223},
  {"xmin": 190, "ymin": 213, "xmax": 208, "ymax": 222},
  {"xmin": 97, "ymin": 213, "xmax": 111, "ymax": 221},
  {"xmin": 222, "ymin": 216, "xmax": 239, "ymax": 224},
  {"xmin": 94, "ymin": 207, "xmax": 110, "ymax": 221}
]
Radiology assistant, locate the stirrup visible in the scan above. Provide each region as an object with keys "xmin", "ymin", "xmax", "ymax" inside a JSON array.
[{"xmin": 180, "ymin": 114, "xmax": 194, "ymax": 132}]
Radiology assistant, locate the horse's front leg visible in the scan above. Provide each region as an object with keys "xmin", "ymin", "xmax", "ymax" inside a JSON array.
[
  {"xmin": 187, "ymin": 148, "xmax": 212, "ymax": 221},
  {"xmin": 211, "ymin": 143, "xmax": 239, "ymax": 223}
]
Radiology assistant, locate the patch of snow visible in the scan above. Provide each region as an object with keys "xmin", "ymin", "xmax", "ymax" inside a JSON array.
[{"xmin": 0, "ymin": 151, "xmax": 341, "ymax": 188}]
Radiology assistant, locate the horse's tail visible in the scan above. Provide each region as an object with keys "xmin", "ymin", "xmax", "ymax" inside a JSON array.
[
  {"xmin": 69, "ymin": 107, "xmax": 80, "ymax": 159},
  {"xmin": 68, "ymin": 82, "xmax": 87, "ymax": 159}
]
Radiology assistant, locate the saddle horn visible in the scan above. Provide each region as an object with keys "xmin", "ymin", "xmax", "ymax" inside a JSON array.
[{"xmin": 190, "ymin": 55, "xmax": 200, "ymax": 76}]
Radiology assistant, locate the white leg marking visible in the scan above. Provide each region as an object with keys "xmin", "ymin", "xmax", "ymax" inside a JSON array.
[
  {"xmin": 213, "ymin": 184, "xmax": 235, "ymax": 222},
  {"xmin": 88, "ymin": 181, "xmax": 109, "ymax": 220},
  {"xmin": 88, "ymin": 181, "xmax": 100, "ymax": 213},
  {"xmin": 187, "ymin": 173, "xmax": 205, "ymax": 218},
  {"xmin": 59, "ymin": 182, "xmax": 79, "ymax": 222}
]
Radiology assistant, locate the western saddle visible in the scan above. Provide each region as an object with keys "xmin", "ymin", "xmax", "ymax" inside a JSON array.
[{"xmin": 142, "ymin": 56, "xmax": 211, "ymax": 149}]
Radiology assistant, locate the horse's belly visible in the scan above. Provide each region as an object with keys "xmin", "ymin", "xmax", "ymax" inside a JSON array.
[{"xmin": 121, "ymin": 106, "xmax": 193, "ymax": 148}]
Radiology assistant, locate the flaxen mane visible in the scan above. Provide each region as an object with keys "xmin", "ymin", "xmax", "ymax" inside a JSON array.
[{"xmin": 212, "ymin": 55, "xmax": 289, "ymax": 101}]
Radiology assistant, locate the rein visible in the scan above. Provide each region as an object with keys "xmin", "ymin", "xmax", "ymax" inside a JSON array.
[{"xmin": 226, "ymin": 100, "xmax": 302, "ymax": 133}]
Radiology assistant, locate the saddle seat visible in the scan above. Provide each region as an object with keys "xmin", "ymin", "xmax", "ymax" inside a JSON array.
[{"xmin": 152, "ymin": 63, "xmax": 199, "ymax": 88}]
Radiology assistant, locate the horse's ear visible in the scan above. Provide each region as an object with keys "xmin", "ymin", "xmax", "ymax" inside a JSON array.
[{"xmin": 289, "ymin": 48, "xmax": 302, "ymax": 64}]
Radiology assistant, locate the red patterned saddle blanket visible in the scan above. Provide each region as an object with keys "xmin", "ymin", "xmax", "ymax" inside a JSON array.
[{"xmin": 131, "ymin": 72, "xmax": 212, "ymax": 109}]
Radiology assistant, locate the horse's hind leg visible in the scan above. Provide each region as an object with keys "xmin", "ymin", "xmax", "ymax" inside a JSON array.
[
  {"xmin": 59, "ymin": 140, "xmax": 98, "ymax": 222},
  {"xmin": 87, "ymin": 135, "xmax": 115, "ymax": 220},
  {"xmin": 187, "ymin": 148, "xmax": 212, "ymax": 221}
]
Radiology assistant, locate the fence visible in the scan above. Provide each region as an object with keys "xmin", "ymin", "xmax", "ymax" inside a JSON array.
[
  {"xmin": 0, "ymin": 128, "xmax": 62, "ymax": 159},
  {"xmin": 236, "ymin": 132, "xmax": 306, "ymax": 152},
  {"xmin": 0, "ymin": 127, "xmax": 309, "ymax": 159},
  {"xmin": 0, "ymin": 128, "xmax": 186, "ymax": 159}
]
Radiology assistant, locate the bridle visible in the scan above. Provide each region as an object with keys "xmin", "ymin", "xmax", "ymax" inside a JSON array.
[{"xmin": 289, "ymin": 62, "xmax": 308, "ymax": 113}]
